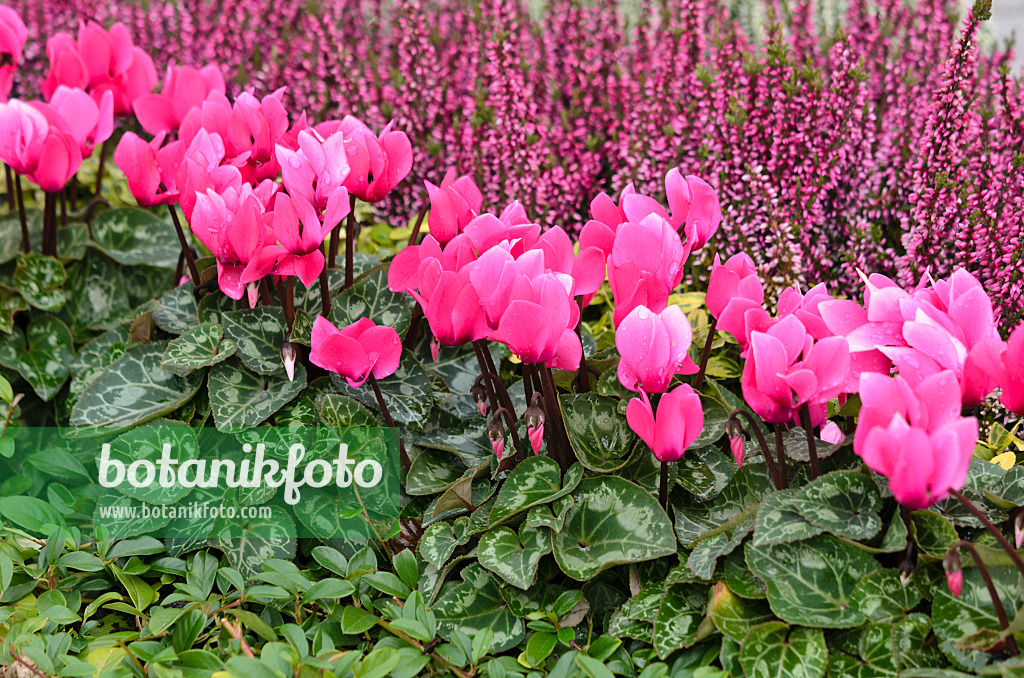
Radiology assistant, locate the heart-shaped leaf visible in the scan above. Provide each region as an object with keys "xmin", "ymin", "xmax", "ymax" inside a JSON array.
[
  {"xmin": 0, "ymin": 315, "xmax": 75, "ymax": 400},
  {"xmin": 418, "ymin": 517, "xmax": 470, "ymax": 568},
  {"xmin": 91, "ymin": 207, "xmax": 184, "ymax": 268},
  {"xmin": 752, "ymin": 488, "xmax": 823, "ymax": 547},
  {"xmin": 317, "ymin": 393, "xmax": 378, "ymax": 428},
  {"xmin": 745, "ymin": 535, "xmax": 878, "ymax": 628},
  {"xmin": 221, "ymin": 307, "xmax": 289, "ymax": 375},
  {"xmin": 329, "ymin": 265, "xmax": 414, "ymax": 338},
  {"xmin": 489, "ymin": 456, "xmax": 583, "ymax": 526},
  {"xmin": 652, "ymin": 584, "xmax": 706, "ymax": 658},
  {"xmin": 553, "ymin": 476, "xmax": 676, "ymax": 580},
  {"xmin": 60, "ymin": 251, "xmax": 132, "ymax": 337},
  {"xmin": 0, "ymin": 288, "xmax": 26, "ymax": 334},
  {"xmin": 676, "ymin": 445, "xmax": 734, "ymax": 500},
  {"xmin": 560, "ymin": 393, "xmax": 637, "ymax": 472},
  {"xmin": 208, "ymin": 359, "xmax": 307, "ymax": 431},
  {"xmin": 478, "ymin": 523, "xmax": 552, "ymax": 589},
  {"xmin": 153, "ymin": 283, "xmax": 199, "ymax": 334},
  {"xmin": 688, "ymin": 519, "xmax": 754, "ymax": 580},
  {"xmin": 738, "ymin": 622, "xmax": 828, "ymax": 678},
  {"xmin": 789, "ymin": 471, "xmax": 882, "ymax": 540},
  {"xmin": 69, "ymin": 341, "xmax": 203, "ymax": 432},
  {"xmin": 104, "ymin": 423, "xmax": 199, "ymax": 504},
  {"xmin": 209, "ymin": 506, "xmax": 297, "ymax": 579},
  {"xmin": 707, "ymin": 582, "xmax": 774, "ymax": 642},
  {"xmin": 14, "ymin": 253, "xmax": 66, "ymax": 310},
  {"xmin": 674, "ymin": 464, "xmax": 774, "ymax": 546},
  {"xmin": 850, "ymin": 569, "xmax": 922, "ymax": 623},
  {"xmin": 433, "ymin": 563, "xmax": 524, "ymax": 652},
  {"xmin": 332, "ymin": 355, "xmax": 434, "ymax": 428},
  {"xmin": 161, "ymin": 322, "xmax": 237, "ymax": 376}
]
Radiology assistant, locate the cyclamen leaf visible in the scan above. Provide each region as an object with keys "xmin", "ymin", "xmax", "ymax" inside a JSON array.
[
  {"xmin": 14, "ymin": 253, "xmax": 66, "ymax": 310},
  {"xmin": 221, "ymin": 307, "xmax": 289, "ymax": 375},
  {"xmin": 208, "ymin": 359, "xmax": 307, "ymax": 431},
  {"xmin": 789, "ymin": 471, "xmax": 883, "ymax": 540},
  {"xmin": 0, "ymin": 315, "xmax": 75, "ymax": 401},
  {"xmin": 489, "ymin": 456, "xmax": 583, "ymax": 526},
  {"xmin": 432, "ymin": 563, "xmax": 524, "ymax": 653},
  {"xmin": 477, "ymin": 523, "xmax": 552, "ymax": 589},
  {"xmin": 161, "ymin": 322, "xmax": 237, "ymax": 375},
  {"xmin": 332, "ymin": 355, "xmax": 435, "ymax": 428},
  {"xmin": 560, "ymin": 392, "xmax": 637, "ymax": 473},
  {"xmin": 738, "ymin": 622, "xmax": 828, "ymax": 678},
  {"xmin": 90, "ymin": 207, "xmax": 184, "ymax": 268},
  {"xmin": 153, "ymin": 283, "xmax": 199, "ymax": 334},
  {"xmin": 69, "ymin": 341, "xmax": 203, "ymax": 432},
  {"xmin": 330, "ymin": 265, "xmax": 414, "ymax": 338}
]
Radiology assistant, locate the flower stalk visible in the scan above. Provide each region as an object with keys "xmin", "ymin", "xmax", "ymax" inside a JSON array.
[{"xmin": 952, "ymin": 489, "xmax": 1024, "ymax": 579}]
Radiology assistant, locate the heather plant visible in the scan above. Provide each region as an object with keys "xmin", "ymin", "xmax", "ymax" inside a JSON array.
[{"xmin": 2, "ymin": 5, "xmax": 1024, "ymax": 678}]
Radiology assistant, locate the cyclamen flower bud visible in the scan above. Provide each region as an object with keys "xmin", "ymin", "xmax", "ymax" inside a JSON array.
[
  {"xmin": 729, "ymin": 436, "xmax": 744, "ymax": 467},
  {"xmin": 470, "ymin": 378, "xmax": 488, "ymax": 417},
  {"xmin": 525, "ymin": 393, "xmax": 545, "ymax": 455},
  {"xmin": 280, "ymin": 342, "xmax": 296, "ymax": 382},
  {"xmin": 487, "ymin": 414, "xmax": 506, "ymax": 460},
  {"xmin": 942, "ymin": 549, "xmax": 963, "ymax": 598},
  {"xmin": 1015, "ymin": 510, "xmax": 1024, "ymax": 550}
]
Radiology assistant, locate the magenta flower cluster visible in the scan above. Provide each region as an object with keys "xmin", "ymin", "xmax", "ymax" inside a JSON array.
[{"xmin": 6, "ymin": 0, "xmax": 1023, "ymax": 324}]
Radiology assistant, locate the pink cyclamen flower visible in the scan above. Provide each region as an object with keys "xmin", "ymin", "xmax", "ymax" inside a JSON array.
[
  {"xmin": 489, "ymin": 272, "xmax": 582, "ymax": 370},
  {"xmin": 820, "ymin": 420, "xmax": 845, "ymax": 444},
  {"xmin": 243, "ymin": 191, "xmax": 350, "ymax": 288},
  {"xmin": 41, "ymin": 33, "xmax": 88, "ymax": 100},
  {"xmin": 309, "ymin": 316, "xmax": 402, "ymax": 388},
  {"xmin": 73, "ymin": 21, "xmax": 156, "ymax": 115},
  {"xmin": 729, "ymin": 436, "xmax": 744, "ymax": 466},
  {"xmin": 999, "ymin": 324, "xmax": 1024, "ymax": 415},
  {"xmin": 0, "ymin": 7, "xmax": 27, "ymax": 101},
  {"xmin": 616, "ymin": 305, "xmax": 698, "ymax": 394},
  {"xmin": 112, "ymin": 131, "xmax": 183, "ymax": 206},
  {"xmin": 741, "ymin": 316, "xmax": 849, "ymax": 424},
  {"xmin": 409, "ymin": 270, "xmax": 491, "ymax": 356},
  {"xmin": 946, "ymin": 569, "xmax": 963, "ymax": 598},
  {"xmin": 608, "ymin": 213, "xmax": 688, "ymax": 326},
  {"xmin": 665, "ymin": 170, "xmax": 721, "ymax": 251},
  {"xmin": 425, "ymin": 169, "xmax": 483, "ymax": 244},
  {"xmin": 48, "ymin": 86, "xmax": 114, "ymax": 156},
  {"xmin": 532, "ymin": 226, "xmax": 607, "ymax": 307},
  {"xmin": 133, "ymin": 64, "xmax": 225, "ymax": 135},
  {"xmin": 332, "ymin": 117, "xmax": 412, "ymax": 203},
  {"xmin": 191, "ymin": 184, "xmax": 273, "ymax": 305},
  {"xmin": 0, "ymin": 99, "xmax": 81, "ymax": 192},
  {"xmin": 626, "ymin": 385, "xmax": 704, "ymax": 463},
  {"xmin": 706, "ymin": 252, "xmax": 766, "ymax": 351},
  {"xmin": 275, "ymin": 129, "xmax": 351, "ymax": 217},
  {"xmin": 854, "ymin": 370, "xmax": 976, "ymax": 510}
]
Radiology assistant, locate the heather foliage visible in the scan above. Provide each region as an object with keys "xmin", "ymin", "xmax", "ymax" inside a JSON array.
[{"xmin": 8, "ymin": 0, "xmax": 1024, "ymax": 322}]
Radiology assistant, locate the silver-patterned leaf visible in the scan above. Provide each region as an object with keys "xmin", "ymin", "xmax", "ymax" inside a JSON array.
[
  {"xmin": 221, "ymin": 307, "xmax": 289, "ymax": 375},
  {"xmin": 91, "ymin": 207, "xmax": 184, "ymax": 268},
  {"xmin": 0, "ymin": 315, "xmax": 75, "ymax": 401},
  {"xmin": 161, "ymin": 322, "xmax": 236, "ymax": 376},
  {"xmin": 477, "ymin": 523, "xmax": 552, "ymax": 589},
  {"xmin": 208, "ymin": 359, "xmax": 306, "ymax": 431}
]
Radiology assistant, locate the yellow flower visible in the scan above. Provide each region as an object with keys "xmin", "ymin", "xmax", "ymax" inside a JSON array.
[{"xmin": 991, "ymin": 451, "xmax": 1016, "ymax": 470}]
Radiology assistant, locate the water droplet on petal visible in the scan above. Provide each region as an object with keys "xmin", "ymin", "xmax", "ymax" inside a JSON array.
[
  {"xmin": 289, "ymin": 158, "xmax": 302, "ymax": 169},
  {"xmin": 638, "ymin": 308, "xmax": 650, "ymax": 320}
]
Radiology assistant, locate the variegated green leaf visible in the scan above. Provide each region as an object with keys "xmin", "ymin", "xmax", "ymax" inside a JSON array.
[
  {"xmin": 738, "ymin": 622, "xmax": 828, "ymax": 678},
  {"xmin": 14, "ymin": 253, "xmax": 66, "ymax": 310},
  {"xmin": 153, "ymin": 283, "xmax": 199, "ymax": 334},
  {"xmin": 0, "ymin": 315, "xmax": 74, "ymax": 401},
  {"xmin": 489, "ymin": 456, "xmax": 583, "ymax": 526},
  {"xmin": 209, "ymin": 506, "xmax": 297, "ymax": 579},
  {"xmin": 560, "ymin": 392, "xmax": 636, "ymax": 472},
  {"xmin": 221, "ymin": 306, "xmax": 289, "ymax": 375},
  {"xmin": 789, "ymin": 471, "xmax": 883, "ymax": 540},
  {"xmin": 433, "ymin": 563, "xmax": 524, "ymax": 653},
  {"xmin": 332, "ymin": 355, "xmax": 434, "ymax": 427},
  {"xmin": 478, "ymin": 523, "xmax": 552, "ymax": 589},
  {"xmin": 208, "ymin": 359, "xmax": 306, "ymax": 431},
  {"xmin": 753, "ymin": 488, "xmax": 823, "ymax": 547},
  {"xmin": 161, "ymin": 322, "xmax": 236, "ymax": 376},
  {"xmin": 329, "ymin": 264, "xmax": 414, "ymax": 338},
  {"xmin": 59, "ymin": 251, "xmax": 132, "ymax": 337},
  {"xmin": 653, "ymin": 584, "xmax": 706, "ymax": 659},
  {"xmin": 69, "ymin": 341, "xmax": 203, "ymax": 432},
  {"xmin": 91, "ymin": 207, "xmax": 183, "ymax": 268}
]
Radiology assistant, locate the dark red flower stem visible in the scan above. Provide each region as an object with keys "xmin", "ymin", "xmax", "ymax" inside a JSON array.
[
  {"xmin": 949, "ymin": 539, "xmax": 1019, "ymax": 656},
  {"xmin": 473, "ymin": 340, "xmax": 524, "ymax": 463},
  {"xmin": 774, "ymin": 423, "xmax": 788, "ymax": 489},
  {"xmin": 407, "ymin": 201, "xmax": 428, "ymax": 247},
  {"xmin": 328, "ymin": 228, "xmax": 339, "ymax": 270},
  {"xmin": 471, "ymin": 344, "xmax": 498, "ymax": 416},
  {"xmin": 799, "ymin": 403, "xmax": 820, "ymax": 479},
  {"xmin": 344, "ymin": 198, "xmax": 357, "ymax": 289},
  {"xmin": 94, "ymin": 138, "xmax": 108, "ymax": 199},
  {"xmin": 41, "ymin": 192, "xmax": 56, "ymax": 256},
  {"xmin": 693, "ymin": 315, "xmax": 717, "ymax": 393},
  {"xmin": 4, "ymin": 164, "xmax": 13, "ymax": 211},
  {"xmin": 952, "ymin": 489, "xmax": 1024, "ymax": 579},
  {"xmin": 167, "ymin": 204, "xmax": 200, "ymax": 289},
  {"xmin": 319, "ymin": 269, "xmax": 332, "ymax": 317},
  {"xmin": 540, "ymin": 365, "xmax": 575, "ymax": 473},
  {"xmin": 659, "ymin": 462, "xmax": 669, "ymax": 509},
  {"xmin": 403, "ymin": 306, "xmax": 423, "ymax": 350},
  {"xmin": 277, "ymin": 277, "xmax": 296, "ymax": 334},
  {"xmin": 726, "ymin": 409, "xmax": 781, "ymax": 489},
  {"xmin": 259, "ymin": 278, "xmax": 272, "ymax": 306},
  {"xmin": 14, "ymin": 174, "xmax": 28, "ymax": 253},
  {"xmin": 59, "ymin": 189, "xmax": 67, "ymax": 228},
  {"xmin": 369, "ymin": 373, "xmax": 410, "ymax": 472}
]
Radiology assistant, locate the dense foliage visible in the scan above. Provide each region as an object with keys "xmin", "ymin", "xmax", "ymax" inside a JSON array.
[{"xmin": 0, "ymin": 2, "xmax": 1023, "ymax": 678}]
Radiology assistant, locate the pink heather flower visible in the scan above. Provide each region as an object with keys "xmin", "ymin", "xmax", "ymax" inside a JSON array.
[
  {"xmin": 191, "ymin": 184, "xmax": 274, "ymax": 305},
  {"xmin": 48, "ymin": 85, "xmax": 113, "ymax": 156},
  {"xmin": 489, "ymin": 272, "xmax": 582, "ymax": 370},
  {"xmin": 112, "ymin": 131, "xmax": 183, "ymax": 206},
  {"xmin": 608, "ymin": 213, "xmax": 688, "ymax": 327},
  {"xmin": 706, "ymin": 252, "xmax": 766, "ymax": 351},
  {"xmin": 741, "ymin": 315, "xmax": 849, "ymax": 425},
  {"xmin": 309, "ymin": 315, "xmax": 402, "ymax": 388},
  {"xmin": 616, "ymin": 305, "xmax": 698, "ymax": 394},
  {"xmin": 71, "ymin": 21, "xmax": 156, "ymax": 115},
  {"xmin": 854, "ymin": 370, "xmax": 976, "ymax": 510},
  {"xmin": 625, "ymin": 385, "xmax": 704, "ymax": 463},
  {"xmin": 425, "ymin": 169, "xmax": 483, "ymax": 245},
  {"xmin": 945, "ymin": 569, "xmax": 963, "ymax": 599},
  {"xmin": 243, "ymin": 191, "xmax": 349, "ymax": 288},
  {"xmin": 1000, "ymin": 325, "xmax": 1024, "ymax": 415},
  {"xmin": 133, "ymin": 64, "xmax": 225, "ymax": 135},
  {"xmin": 0, "ymin": 7, "xmax": 27, "ymax": 101}
]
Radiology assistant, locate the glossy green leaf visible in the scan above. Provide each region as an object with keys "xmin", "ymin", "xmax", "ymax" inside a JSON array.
[
  {"xmin": 91, "ymin": 207, "xmax": 183, "ymax": 268},
  {"xmin": 69, "ymin": 341, "xmax": 203, "ymax": 432},
  {"xmin": 789, "ymin": 471, "xmax": 883, "ymax": 541},
  {"xmin": 153, "ymin": 283, "xmax": 199, "ymax": 334},
  {"xmin": 317, "ymin": 393, "xmax": 377, "ymax": 428},
  {"xmin": 489, "ymin": 456, "xmax": 583, "ymax": 526},
  {"xmin": 333, "ymin": 355, "xmax": 434, "ymax": 427},
  {"xmin": 0, "ymin": 315, "xmax": 74, "ymax": 401},
  {"xmin": 688, "ymin": 518, "xmax": 754, "ymax": 580},
  {"xmin": 418, "ymin": 517, "xmax": 470, "ymax": 569},
  {"xmin": 161, "ymin": 322, "xmax": 236, "ymax": 375},
  {"xmin": 910, "ymin": 510, "xmax": 959, "ymax": 557},
  {"xmin": 708, "ymin": 582, "xmax": 774, "ymax": 642},
  {"xmin": 745, "ymin": 535, "xmax": 878, "ymax": 628},
  {"xmin": 738, "ymin": 622, "xmax": 827, "ymax": 678},
  {"xmin": 553, "ymin": 476, "xmax": 676, "ymax": 580},
  {"xmin": 59, "ymin": 250, "xmax": 132, "ymax": 335},
  {"xmin": 688, "ymin": 395, "xmax": 730, "ymax": 448},
  {"xmin": 221, "ymin": 306, "xmax": 289, "ymax": 375},
  {"xmin": 209, "ymin": 506, "xmax": 297, "ymax": 579},
  {"xmin": 329, "ymin": 265, "xmax": 413, "ymax": 338},
  {"xmin": 478, "ymin": 523, "xmax": 552, "ymax": 589},
  {"xmin": 560, "ymin": 393, "xmax": 637, "ymax": 472},
  {"xmin": 674, "ymin": 464, "xmax": 774, "ymax": 545},
  {"xmin": 676, "ymin": 445, "xmax": 734, "ymax": 500},
  {"xmin": 850, "ymin": 569, "xmax": 922, "ymax": 622},
  {"xmin": 652, "ymin": 584, "xmax": 705, "ymax": 659},
  {"xmin": 433, "ymin": 563, "xmax": 524, "ymax": 653},
  {"xmin": 14, "ymin": 253, "xmax": 65, "ymax": 310},
  {"xmin": 208, "ymin": 359, "xmax": 306, "ymax": 431},
  {"xmin": 752, "ymin": 488, "xmax": 823, "ymax": 546}
]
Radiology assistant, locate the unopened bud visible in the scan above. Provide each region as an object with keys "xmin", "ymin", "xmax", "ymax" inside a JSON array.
[
  {"xmin": 280, "ymin": 342, "xmax": 296, "ymax": 382},
  {"xmin": 487, "ymin": 414, "xmax": 506, "ymax": 460},
  {"xmin": 942, "ymin": 549, "xmax": 963, "ymax": 598},
  {"xmin": 1015, "ymin": 511, "xmax": 1024, "ymax": 550},
  {"xmin": 247, "ymin": 282, "xmax": 259, "ymax": 308},
  {"xmin": 431, "ymin": 339, "xmax": 440, "ymax": 362},
  {"xmin": 729, "ymin": 436, "xmax": 744, "ymax": 466},
  {"xmin": 471, "ymin": 380, "xmax": 488, "ymax": 417}
]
